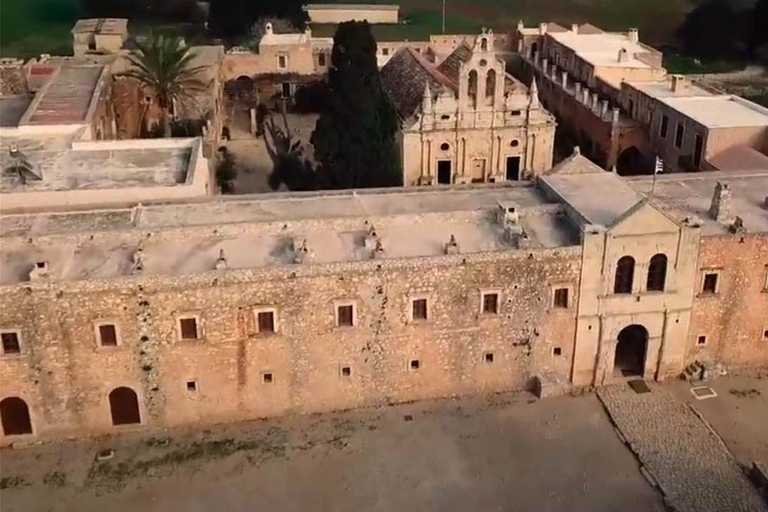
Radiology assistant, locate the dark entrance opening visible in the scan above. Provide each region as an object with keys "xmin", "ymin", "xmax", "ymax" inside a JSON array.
[
  {"xmin": 437, "ymin": 160, "xmax": 452, "ymax": 184},
  {"xmin": 109, "ymin": 387, "xmax": 141, "ymax": 426},
  {"xmin": 281, "ymin": 82, "xmax": 291, "ymax": 99},
  {"xmin": 506, "ymin": 156, "xmax": 521, "ymax": 181},
  {"xmin": 616, "ymin": 146, "xmax": 652, "ymax": 176},
  {"xmin": 614, "ymin": 325, "xmax": 648, "ymax": 377},
  {"xmin": 1, "ymin": 397, "xmax": 32, "ymax": 435}
]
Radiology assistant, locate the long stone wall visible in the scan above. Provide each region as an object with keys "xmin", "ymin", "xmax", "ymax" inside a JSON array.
[{"xmin": 0, "ymin": 246, "xmax": 581, "ymax": 442}]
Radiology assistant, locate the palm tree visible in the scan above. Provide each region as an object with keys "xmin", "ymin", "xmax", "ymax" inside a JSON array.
[{"xmin": 120, "ymin": 35, "xmax": 209, "ymax": 137}]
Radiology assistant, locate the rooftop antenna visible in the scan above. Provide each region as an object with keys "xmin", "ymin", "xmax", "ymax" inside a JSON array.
[{"xmin": 442, "ymin": 0, "xmax": 446, "ymax": 34}]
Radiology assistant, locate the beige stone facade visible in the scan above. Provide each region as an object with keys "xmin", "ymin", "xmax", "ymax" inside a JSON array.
[
  {"xmin": 1, "ymin": 156, "xmax": 766, "ymax": 442},
  {"xmin": 382, "ymin": 30, "xmax": 556, "ymax": 186},
  {"xmin": 303, "ymin": 4, "xmax": 399, "ymax": 24},
  {"xmin": 71, "ymin": 19, "xmax": 129, "ymax": 58}
]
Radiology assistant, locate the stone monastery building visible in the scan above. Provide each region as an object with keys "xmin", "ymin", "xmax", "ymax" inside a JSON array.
[
  {"xmin": 0, "ymin": 19, "xmax": 767, "ymax": 443},
  {"xmin": 1, "ymin": 151, "xmax": 766, "ymax": 441}
]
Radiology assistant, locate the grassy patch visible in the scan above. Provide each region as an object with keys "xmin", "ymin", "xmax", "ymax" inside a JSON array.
[
  {"xmin": 663, "ymin": 53, "xmax": 746, "ymax": 74},
  {"xmin": 42, "ymin": 471, "xmax": 68, "ymax": 488},
  {"xmin": 0, "ymin": 476, "xmax": 31, "ymax": 490}
]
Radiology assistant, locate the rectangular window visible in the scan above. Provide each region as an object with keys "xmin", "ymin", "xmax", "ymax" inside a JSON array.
[
  {"xmin": 341, "ymin": 366, "xmax": 351, "ymax": 377},
  {"xmin": 278, "ymin": 55, "xmax": 287, "ymax": 69},
  {"xmin": 262, "ymin": 372, "xmax": 274, "ymax": 384},
  {"xmin": 257, "ymin": 311, "xmax": 275, "ymax": 333},
  {"xmin": 763, "ymin": 328, "xmax": 768, "ymax": 341},
  {"xmin": 702, "ymin": 273, "xmax": 718, "ymax": 294},
  {"xmin": 1, "ymin": 331, "xmax": 21, "ymax": 354},
  {"xmin": 484, "ymin": 352, "xmax": 494, "ymax": 363},
  {"xmin": 412, "ymin": 298, "xmax": 428, "ymax": 320},
  {"xmin": 694, "ymin": 133, "xmax": 704, "ymax": 168},
  {"xmin": 98, "ymin": 324, "xmax": 118, "ymax": 347},
  {"xmin": 337, "ymin": 304, "xmax": 354, "ymax": 327},
  {"xmin": 382, "ymin": 48, "xmax": 389, "ymax": 56},
  {"xmin": 697, "ymin": 335, "xmax": 707, "ymax": 345},
  {"xmin": 409, "ymin": 359, "xmax": 420, "ymax": 370},
  {"xmin": 482, "ymin": 293, "xmax": 499, "ymax": 314},
  {"xmin": 318, "ymin": 53, "xmax": 326, "ymax": 66},
  {"xmin": 660, "ymin": 115, "xmax": 669, "ymax": 138},
  {"xmin": 179, "ymin": 318, "xmax": 199, "ymax": 340},
  {"xmin": 553, "ymin": 288, "xmax": 569, "ymax": 308},
  {"xmin": 675, "ymin": 123, "xmax": 685, "ymax": 148}
]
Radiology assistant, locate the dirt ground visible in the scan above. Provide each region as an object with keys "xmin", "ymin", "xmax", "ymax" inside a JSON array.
[
  {"xmin": 222, "ymin": 103, "xmax": 318, "ymax": 195},
  {"xmin": 693, "ymin": 65, "xmax": 768, "ymax": 107},
  {"xmin": 668, "ymin": 369, "xmax": 768, "ymax": 467},
  {"xmin": 0, "ymin": 391, "xmax": 665, "ymax": 512}
]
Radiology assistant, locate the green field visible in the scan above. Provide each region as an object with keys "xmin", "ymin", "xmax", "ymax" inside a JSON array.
[
  {"xmin": 0, "ymin": 0, "xmax": 716, "ymax": 58},
  {"xmin": 312, "ymin": 0, "xmax": 699, "ymax": 44}
]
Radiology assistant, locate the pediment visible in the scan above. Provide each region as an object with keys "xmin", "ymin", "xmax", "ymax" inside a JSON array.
[{"xmin": 609, "ymin": 200, "xmax": 680, "ymax": 235}]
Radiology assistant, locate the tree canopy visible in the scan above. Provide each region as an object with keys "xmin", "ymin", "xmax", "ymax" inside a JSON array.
[
  {"xmin": 677, "ymin": 0, "xmax": 752, "ymax": 58},
  {"xmin": 310, "ymin": 21, "xmax": 401, "ymax": 189},
  {"xmin": 206, "ymin": 0, "xmax": 307, "ymax": 39}
]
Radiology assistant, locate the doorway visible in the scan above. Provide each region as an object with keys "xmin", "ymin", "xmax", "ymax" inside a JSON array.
[
  {"xmin": 471, "ymin": 159, "xmax": 486, "ymax": 182},
  {"xmin": 281, "ymin": 82, "xmax": 292, "ymax": 99},
  {"xmin": 506, "ymin": 156, "xmax": 521, "ymax": 181},
  {"xmin": 0, "ymin": 397, "xmax": 32, "ymax": 436},
  {"xmin": 614, "ymin": 325, "xmax": 648, "ymax": 377},
  {"xmin": 109, "ymin": 387, "xmax": 141, "ymax": 426},
  {"xmin": 437, "ymin": 160, "xmax": 452, "ymax": 185}
]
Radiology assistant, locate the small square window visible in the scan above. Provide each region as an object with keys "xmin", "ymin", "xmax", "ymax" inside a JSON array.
[
  {"xmin": 257, "ymin": 311, "xmax": 275, "ymax": 333},
  {"xmin": 1, "ymin": 331, "xmax": 21, "ymax": 355},
  {"xmin": 382, "ymin": 48, "xmax": 389, "ymax": 56},
  {"xmin": 484, "ymin": 352, "xmax": 494, "ymax": 363},
  {"xmin": 412, "ymin": 298, "xmax": 428, "ymax": 320},
  {"xmin": 482, "ymin": 293, "xmax": 499, "ymax": 314},
  {"xmin": 553, "ymin": 288, "xmax": 569, "ymax": 308},
  {"xmin": 553, "ymin": 347, "xmax": 562, "ymax": 356},
  {"xmin": 697, "ymin": 335, "xmax": 707, "ymax": 345},
  {"xmin": 186, "ymin": 380, "xmax": 198, "ymax": 392},
  {"xmin": 179, "ymin": 317, "xmax": 198, "ymax": 340},
  {"xmin": 341, "ymin": 366, "xmax": 351, "ymax": 377},
  {"xmin": 262, "ymin": 372, "xmax": 274, "ymax": 384},
  {"xmin": 98, "ymin": 324, "xmax": 118, "ymax": 347},
  {"xmin": 702, "ymin": 273, "xmax": 718, "ymax": 294},
  {"xmin": 337, "ymin": 304, "xmax": 354, "ymax": 327},
  {"xmin": 409, "ymin": 359, "xmax": 420, "ymax": 371}
]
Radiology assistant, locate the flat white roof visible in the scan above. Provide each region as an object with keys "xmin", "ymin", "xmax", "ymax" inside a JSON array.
[
  {"xmin": 549, "ymin": 32, "xmax": 652, "ymax": 69},
  {"xmin": 627, "ymin": 79, "xmax": 713, "ymax": 99},
  {"xmin": 660, "ymin": 95, "xmax": 768, "ymax": 128}
]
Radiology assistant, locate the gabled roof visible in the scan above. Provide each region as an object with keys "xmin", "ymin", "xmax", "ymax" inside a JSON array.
[
  {"xmin": 380, "ymin": 47, "xmax": 456, "ymax": 119},
  {"xmin": 435, "ymin": 42, "xmax": 472, "ymax": 86}
]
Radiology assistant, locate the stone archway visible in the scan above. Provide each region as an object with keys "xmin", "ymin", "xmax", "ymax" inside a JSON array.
[
  {"xmin": 109, "ymin": 387, "xmax": 141, "ymax": 426},
  {"xmin": 614, "ymin": 325, "xmax": 648, "ymax": 377},
  {"xmin": 1, "ymin": 397, "xmax": 33, "ymax": 436}
]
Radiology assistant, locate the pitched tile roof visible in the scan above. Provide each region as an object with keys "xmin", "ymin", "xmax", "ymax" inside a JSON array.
[
  {"xmin": 435, "ymin": 42, "xmax": 472, "ymax": 86},
  {"xmin": 380, "ymin": 47, "xmax": 455, "ymax": 119}
]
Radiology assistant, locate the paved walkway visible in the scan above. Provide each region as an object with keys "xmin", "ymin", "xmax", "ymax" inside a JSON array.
[{"xmin": 598, "ymin": 383, "xmax": 767, "ymax": 512}]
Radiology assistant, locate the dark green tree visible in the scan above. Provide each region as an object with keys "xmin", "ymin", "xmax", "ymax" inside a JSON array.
[
  {"xmin": 207, "ymin": 0, "xmax": 307, "ymax": 39},
  {"xmin": 677, "ymin": 0, "xmax": 748, "ymax": 58},
  {"xmin": 310, "ymin": 21, "xmax": 400, "ymax": 189},
  {"xmin": 750, "ymin": 0, "xmax": 768, "ymax": 57}
]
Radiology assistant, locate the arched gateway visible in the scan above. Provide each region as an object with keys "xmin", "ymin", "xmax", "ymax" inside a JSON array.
[{"xmin": 614, "ymin": 325, "xmax": 648, "ymax": 377}]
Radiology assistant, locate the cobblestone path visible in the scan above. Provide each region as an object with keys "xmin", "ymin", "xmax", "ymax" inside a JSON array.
[{"xmin": 598, "ymin": 382, "xmax": 767, "ymax": 512}]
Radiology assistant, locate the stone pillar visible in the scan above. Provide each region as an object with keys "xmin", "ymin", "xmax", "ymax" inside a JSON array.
[
  {"xmin": 611, "ymin": 107, "xmax": 620, "ymax": 126},
  {"xmin": 582, "ymin": 88, "xmax": 590, "ymax": 105},
  {"xmin": 542, "ymin": 58, "xmax": 548, "ymax": 72},
  {"xmin": 600, "ymin": 100, "xmax": 609, "ymax": 119},
  {"xmin": 574, "ymin": 82, "xmax": 581, "ymax": 98},
  {"xmin": 249, "ymin": 108, "xmax": 257, "ymax": 135},
  {"xmin": 561, "ymin": 71, "xmax": 568, "ymax": 88}
]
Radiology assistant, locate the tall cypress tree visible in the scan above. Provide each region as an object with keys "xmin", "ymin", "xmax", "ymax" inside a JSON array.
[{"xmin": 311, "ymin": 21, "xmax": 401, "ymax": 189}]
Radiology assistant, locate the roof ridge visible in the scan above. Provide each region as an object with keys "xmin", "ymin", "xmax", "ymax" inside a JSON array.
[{"xmin": 404, "ymin": 47, "xmax": 456, "ymax": 91}]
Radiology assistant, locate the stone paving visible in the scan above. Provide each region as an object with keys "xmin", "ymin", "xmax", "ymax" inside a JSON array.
[{"xmin": 598, "ymin": 382, "xmax": 767, "ymax": 512}]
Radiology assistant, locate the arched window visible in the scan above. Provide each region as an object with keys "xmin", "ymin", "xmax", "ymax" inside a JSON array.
[
  {"xmin": 1, "ymin": 397, "xmax": 32, "ymax": 436},
  {"xmin": 646, "ymin": 254, "xmax": 668, "ymax": 291},
  {"xmin": 531, "ymin": 42, "xmax": 539, "ymax": 57},
  {"xmin": 481, "ymin": 38, "xmax": 488, "ymax": 51},
  {"xmin": 109, "ymin": 387, "xmax": 141, "ymax": 426},
  {"xmin": 468, "ymin": 70, "xmax": 478, "ymax": 108},
  {"xmin": 614, "ymin": 256, "xmax": 635, "ymax": 294},
  {"xmin": 485, "ymin": 69, "xmax": 496, "ymax": 103}
]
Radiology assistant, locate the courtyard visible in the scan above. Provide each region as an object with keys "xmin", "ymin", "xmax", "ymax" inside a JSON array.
[{"xmin": 2, "ymin": 372, "xmax": 766, "ymax": 512}]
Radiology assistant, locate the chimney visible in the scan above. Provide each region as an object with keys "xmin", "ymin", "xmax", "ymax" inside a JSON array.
[
  {"xmin": 517, "ymin": 20, "xmax": 524, "ymax": 32},
  {"xmin": 265, "ymin": 22, "xmax": 274, "ymax": 35},
  {"xmin": 29, "ymin": 261, "xmax": 49, "ymax": 281},
  {"xmin": 709, "ymin": 182, "xmax": 733, "ymax": 222},
  {"xmin": 627, "ymin": 28, "xmax": 639, "ymax": 43},
  {"xmin": 444, "ymin": 235, "xmax": 460, "ymax": 255},
  {"xmin": 539, "ymin": 22, "xmax": 547, "ymax": 35},
  {"xmin": 571, "ymin": 24, "xmax": 579, "ymax": 34},
  {"xmin": 214, "ymin": 249, "xmax": 228, "ymax": 270},
  {"xmin": 618, "ymin": 48, "xmax": 629, "ymax": 63},
  {"xmin": 671, "ymin": 74, "xmax": 686, "ymax": 93}
]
